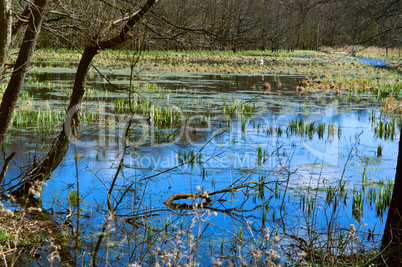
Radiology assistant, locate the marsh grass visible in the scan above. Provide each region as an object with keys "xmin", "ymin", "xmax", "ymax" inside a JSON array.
[
  {"xmin": 286, "ymin": 118, "xmax": 330, "ymax": 139},
  {"xmin": 374, "ymin": 180, "xmax": 394, "ymax": 218},
  {"xmin": 11, "ymin": 100, "xmax": 104, "ymax": 143},
  {"xmin": 221, "ymin": 100, "xmax": 256, "ymax": 117},
  {"xmin": 0, "ymin": 147, "xmax": 394, "ymax": 266},
  {"xmin": 2, "ymin": 48, "xmax": 400, "ymax": 266},
  {"xmin": 321, "ymin": 46, "xmax": 401, "ymax": 61},
  {"xmin": 289, "ymin": 177, "xmax": 389, "ymax": 266},
  {"xmin": 373, "ymin": 118, "xmax": 398, "ymax": 140},
  {"xmin": 18, "ymin": 50, "xmax": 400, "ymax": 99}
]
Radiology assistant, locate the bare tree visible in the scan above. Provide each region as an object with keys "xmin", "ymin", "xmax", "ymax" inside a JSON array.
[
  {"xmin": 257, "ymin": 0, "xmax": 291, "ymax": 51},
  {"xmin": 10, "ymin": 0, "xmax": 160, "ymax": 199},
  {"xmin": 0, "ymin": 0, "xmax": 12, "ymax": 79}
]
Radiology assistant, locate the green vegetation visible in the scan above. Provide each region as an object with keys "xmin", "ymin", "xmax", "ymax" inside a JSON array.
[
  {"xmin": 374, "ymin": 118, "xmax": 398, "ymax": 140},
  {"xmin": 68, "ymin": 190, "xmax": 79, "ymax": 206},
  {"xmin": 1, "ymin": 48, "xmax": 400, "ymax": 266},
  {"xmin": 177, "ymin": 149, "xmax": 202, "ymax": 165},
  {"xmin": 0, "ymin": 224, "xmax": 44, "ymax": 247},
  {"xmin": 1, "ymin": 0, "xmax": 399, "ymax": 264},
  {"xmin": 0, "ymin": 227, "xmax": 14, "ymax": 246},
  {"xmin": 14, "ymin": 49, "xmax": 400, "ymax": 101},
  {"xmin": 221, "ymin": 100, "xmax": 256, "ymax": 117},
  {"xmin": 286, "ymin": 117, "xmax": 334, "ymax": 139}
]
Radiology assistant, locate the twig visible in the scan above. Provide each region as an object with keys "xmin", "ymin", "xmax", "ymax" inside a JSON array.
[{"xmin": 0, "ymin": 152, "xmax": 16, "ymax": 186}]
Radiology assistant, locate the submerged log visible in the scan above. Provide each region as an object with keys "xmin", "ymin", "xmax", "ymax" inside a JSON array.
[{"xmin": 164, "ymin": 192, "xmax": 212, "ymax": 210}]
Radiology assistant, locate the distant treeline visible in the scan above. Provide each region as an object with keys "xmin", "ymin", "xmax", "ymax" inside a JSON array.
[{"xmin": 37, "ymin": 0, "xmax": 400, "ymax": 52}]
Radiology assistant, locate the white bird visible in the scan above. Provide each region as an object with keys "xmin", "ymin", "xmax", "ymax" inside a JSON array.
[{"xmin": 259, "ymin": 59, "xmax": 264, "ymax": 65}]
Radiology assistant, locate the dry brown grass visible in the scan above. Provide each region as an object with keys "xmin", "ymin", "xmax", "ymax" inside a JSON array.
[
  {"xmin": 382, "ymin": 97, "xmax": 402, "ymax": 114},
  {"xmin": 320, "ymin": 46, "xmax": 401, "ymax": 56}
]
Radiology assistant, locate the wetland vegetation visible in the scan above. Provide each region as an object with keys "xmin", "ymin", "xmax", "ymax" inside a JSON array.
[
  {"xmin": 1, "ymin": 48, "xmax": 401, "ymax": 266},
  {"xmin": 0, "ymin": 0, "xmax": 401, "ymax": 266}
]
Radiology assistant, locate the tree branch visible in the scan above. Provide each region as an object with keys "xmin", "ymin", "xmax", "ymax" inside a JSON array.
[{"xmin": 98, "ymin": 0, "xmax": 159, "ymax": 50}]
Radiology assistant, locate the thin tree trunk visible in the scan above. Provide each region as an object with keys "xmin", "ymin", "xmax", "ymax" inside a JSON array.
[
  {"xmin": 380, "ymin": 125, "xmax": 402, "ymax": 265},
  {"xmin": 0, "ymin": 0, "xmax": 49, "ymax": 148},
  {"xmin": 10, "ymin": 44, "xmax": 98, "ymax": 197},
  {"xmin": 0, "ymin": 0, "xmax": 12, "ymax": 79}
]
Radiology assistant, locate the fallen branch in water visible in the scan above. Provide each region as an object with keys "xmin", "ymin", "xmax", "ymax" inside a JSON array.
[
  {"xmin": 164, "ymin": 180, "xmax": 269, "ymax": 210},
  {"xmin": 164, "ymin": 192, "xmax": 212, "ymax": 209},
  {"xmin": 0, "ymin": 152, "xmax": 16, "ymax": 186},
  {"xmin": 164, "ymin": 147, "xmax": 284, "ymax": 210}
]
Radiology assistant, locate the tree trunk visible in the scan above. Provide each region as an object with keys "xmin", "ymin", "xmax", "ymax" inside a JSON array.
[
  {"xmin": 11, "ymin": 44, "xmax": 98, "ymax": 198},
  {"xmin": 0, "ymin": 0, "xmax": 12, "ymax": 79},
  {"xmin": 0, "ymin": 0, "xmax": 49, "ymax": 148},
  {"xmin": 380, "ymin": 125, "xmax": 402, "ymax": 265}
]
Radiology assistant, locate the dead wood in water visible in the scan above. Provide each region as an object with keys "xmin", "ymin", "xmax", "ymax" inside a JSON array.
[
  {"xmin": 0, "ymin": 151, "xmax": 15, "ymax": 186},
  {"xmin": 164, "ymin": 192, "xmax": 212, "ymax": 210}
]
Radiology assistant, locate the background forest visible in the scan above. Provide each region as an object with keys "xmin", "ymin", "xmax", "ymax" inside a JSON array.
[{"xmin": 30, "ymin": 0, "xmax": 401, "ymax": 52}]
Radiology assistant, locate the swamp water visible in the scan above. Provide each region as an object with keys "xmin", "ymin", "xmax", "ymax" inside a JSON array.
[{"xmin": 1, "ymin": 68, "xmax": 399, "ymax": 265}]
